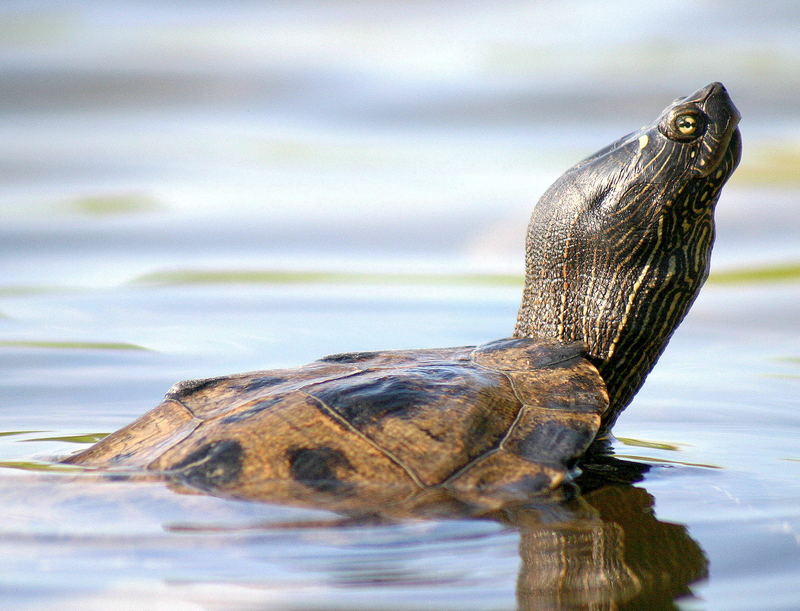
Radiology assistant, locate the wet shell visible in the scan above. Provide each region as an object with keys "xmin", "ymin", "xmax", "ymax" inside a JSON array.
[{"xmin": 67, "ymin": 338, "xmax": 608, "ymax": 508}]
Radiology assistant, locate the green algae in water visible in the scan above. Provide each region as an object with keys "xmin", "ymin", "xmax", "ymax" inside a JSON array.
[
  {"xmin": 0, "ymin": 340, "xmax": 149, "ymax": 351},
  {"xmin": 0, "ymin": 430, "xmax": 46, "ymax": 438},
  {"xmin": 132, "ymin": 269, "xmax": 523, "ymax": 287},
  {"xmin": 23, "ymin": 433, "xmax": 109, "ymax": 444},
  {"xmin": 0, "ymin": 460, "xmax": 83, "ymax": 473},
  {"xmin": 129, "ymin": 262, "xmax": 800, "ymax": 289},
  {"xmin": 733, "ymin": 144, "xmax": 800, "ymax": 186},
  {"xmin": 709, "ymin": 262, "xmax": 800, "ymax": 285},
  {"xmin": 0, "ymin": 286, "xmax": 80, "ymax": 297},
  {"xmin": 616, "ymin": 437, "xmax": 683, "ymax": 451},
  {"xmin": 66, "ymin": 193, "xmax": 161, "ymax": 216},
  {"xmin": 615, "ymin": 454, "xmax": 722, "ymax": 469}
]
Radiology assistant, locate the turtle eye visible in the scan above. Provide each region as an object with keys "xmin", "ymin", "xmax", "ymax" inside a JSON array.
[
  {"xmin": 674, "ymin": 113, "xmax": 698, "ymax": 136},
  {"xmin": 660, "ymin": 109, "xmax": 706, "ymax": 142}
]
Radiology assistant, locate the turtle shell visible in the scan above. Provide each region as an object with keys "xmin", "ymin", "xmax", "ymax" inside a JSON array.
[{"xmin": 66, "ymin": 338, "xmax": 608, "ymax": 509}]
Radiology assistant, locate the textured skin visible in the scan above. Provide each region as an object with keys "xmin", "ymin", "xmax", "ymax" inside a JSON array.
[
  {"xmin": 514, "ymin": 82, "xmax": 742, "ymax": 428},
  {"xmin": 66, "ymin": 338, "xmax": 608, "ymax": 507}
]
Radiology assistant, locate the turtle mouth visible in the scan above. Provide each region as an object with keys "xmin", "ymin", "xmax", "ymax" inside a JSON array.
[
  {"xmin": 693, "ymin": 83, "xmax": 741, "ymax": 177},
  {"xmin": 697, "ymin": 122, "xmax": 741, "ymax": 179},
  {"xmin": 716, "ymin": 126, "xmax": 742, "ymax": 178},
  {"xmin": 687, "ymin": 126, "xmax": 740, "ymax": 210}
]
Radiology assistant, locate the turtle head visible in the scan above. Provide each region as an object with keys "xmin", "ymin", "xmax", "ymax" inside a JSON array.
[{"xmin": 514, "ymin": 82, "xmax": 741, "ymax": 428}]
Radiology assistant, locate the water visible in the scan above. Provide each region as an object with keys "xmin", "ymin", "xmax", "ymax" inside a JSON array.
[{"xmin": 1, "ymin": 1, "xmax": 800, "ymax": 609}]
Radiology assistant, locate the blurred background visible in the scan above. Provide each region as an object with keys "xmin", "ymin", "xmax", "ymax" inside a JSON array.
[
  {"xmin": 1, "ymin": 3, "xmax": 800, "ymax": 610},
  {"xmin": 0, "ymin": 0, "xmax": 798, "ymax": 291}
]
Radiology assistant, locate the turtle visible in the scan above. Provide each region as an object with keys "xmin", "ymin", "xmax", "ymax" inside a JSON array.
[{"xmin": 65, "ymin": 82, "xmax": 742, "ymax": 510}]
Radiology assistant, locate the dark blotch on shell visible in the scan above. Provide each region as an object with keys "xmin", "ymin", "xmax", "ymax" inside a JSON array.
[
  {"xmin": 287, "ymin": 446, "xmax": 354, "ymax": 495},
  {"xmin": 311, "ymin": 366, "xmax": 467, "ymax": 428},
  {"xmin": 512, "ymin": 420, "xmax": 595, "ymax": 465},
  {"xmin": 472, "ymin": 338, "xmax": 586, "ymax": 371},
  {"xmin": 220, "ymin": 396, "xmax": 284, "ymax": 424},
  {"xmin": 535, "ymin": 343, "xmax": 586, "ymax": 368},
  {"xmin": 169, "ymin": 439, "xmax": 243, "ymax": 490},
  {"xmin": 477, "ymin": 338, "xmax": 536, "ymax": 353},
  {"xmin": 168, "ymin": 377, "xmax": 222, "ymax": 399},
  {"xmin": 313, "ymin": 376, "xmax": 422, "ymax": 427},
  {"xmin": 405, "ymin": 365, "xmax": 466, "ymax": 382},
  {"xmin": 240, "ymin": 375, "xmax": 287, "ymax": 393},
  {"xmin": 464, "ymin": 404, "xmax": 497, "ymax": 451},
  {"xmin": 319, "ymin": 351, "xmax": 381, "ymax": 363}
]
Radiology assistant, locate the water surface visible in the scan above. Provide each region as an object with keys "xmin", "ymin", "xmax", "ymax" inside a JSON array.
[{"xmin": 1, "ymin": 2, "xmax": 800, "ymax": 609}]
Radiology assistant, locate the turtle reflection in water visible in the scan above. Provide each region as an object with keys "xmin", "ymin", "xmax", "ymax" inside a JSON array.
[
  {"xmin": 149, "ymin": 453, "xmax": 704, "ymax": 608},
  {"xmin": 9, "ymin": 454, "xmax": 706, "ymax": 608},
  {"xmin": 509, "ymin": 458, "xmax": 708, "ymax": 610},
  {"xmin": 66, "ymin": 83, "xmax": 742, "ymax": 514}
]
